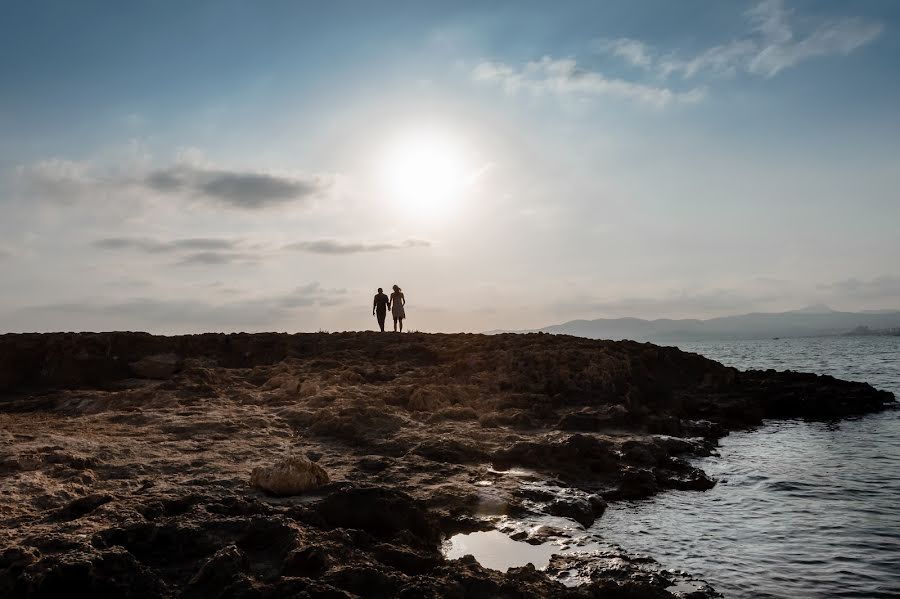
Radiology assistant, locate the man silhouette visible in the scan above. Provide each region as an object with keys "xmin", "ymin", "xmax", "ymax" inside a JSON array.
[{"xmin": 373, "ymin": 287, "xmax": 389, "ymax": 332}]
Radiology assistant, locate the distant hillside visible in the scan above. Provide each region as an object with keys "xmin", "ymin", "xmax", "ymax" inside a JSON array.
[{"xmin": 535, "ymin": 306, "xmax": 900, "ymax": 342}]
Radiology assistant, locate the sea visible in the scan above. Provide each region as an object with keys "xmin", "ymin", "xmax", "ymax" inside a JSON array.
[{"xmin": 599, "ymin": 336, "xmax": 900, "ymax": 598}]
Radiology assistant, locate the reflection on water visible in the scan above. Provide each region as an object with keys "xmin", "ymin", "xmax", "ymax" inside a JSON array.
[
  {"xmin": 599, "ymin": 336, "xmax": 900, "ymax": 598},
  {"xmin": 444, "ymin": 530, "xmax": 559, "ymax": 571}
]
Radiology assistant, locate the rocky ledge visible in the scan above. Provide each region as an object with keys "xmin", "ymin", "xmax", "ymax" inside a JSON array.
[{"xmin": 0, "ymin": 332, "xmax": 894, "ymax": 598}]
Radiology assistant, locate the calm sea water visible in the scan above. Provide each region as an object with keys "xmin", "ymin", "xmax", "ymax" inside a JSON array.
[{"xmin": 599, "ymin": 336, "xmax": 900, "ymax": 598}]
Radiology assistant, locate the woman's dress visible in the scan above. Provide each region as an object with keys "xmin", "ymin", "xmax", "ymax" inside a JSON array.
[{"xmin": 391, "ymin": 293, "xmax": 405, "ymax": 319}]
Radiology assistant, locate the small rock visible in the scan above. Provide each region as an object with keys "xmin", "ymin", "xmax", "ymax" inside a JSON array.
[{"xmin": 250, "ymin": 455, "xmax": 329, "ymax": 496}]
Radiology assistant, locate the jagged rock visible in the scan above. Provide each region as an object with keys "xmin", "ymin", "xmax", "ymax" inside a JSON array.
[
  {"xmin": 250, "ymin": 455, "xmax": 329, "ymax": 496},
  {"xmin": 129, "ymin": 353, "xmax": 181, "ymax": 379},
  {"xmin": 546, "ymin": 496, "xmax": 602, "ymax": 528},
  {"xmin": 609, "ymin": 468, "xmax": 659, "ymax": 500},
  {"xmin": 51, "ymin": 493, "xmax": 113, "ymax": 521},
  {"xmin": 282, "ymin": 546, "xmax": 329, "ymax": 577},
  {"xmin": 184, "ymin": 544, "xmax": 249, "ymax": 597}
]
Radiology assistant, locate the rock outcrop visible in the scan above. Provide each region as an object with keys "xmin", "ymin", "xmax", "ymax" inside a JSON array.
[
  {"xmin": 250, "ymin": 455, "xmax": 329, "ymax": 496},
  {"xmin": 0, "ymin": 332, "xmax": 893, "ymax": 598}
]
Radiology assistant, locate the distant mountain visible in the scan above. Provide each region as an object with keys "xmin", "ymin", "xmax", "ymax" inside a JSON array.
[{"xmin": 534, "ymin": 307, "xmax": 900, "ymax": 342}]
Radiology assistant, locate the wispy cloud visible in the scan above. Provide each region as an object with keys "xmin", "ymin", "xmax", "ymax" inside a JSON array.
[
  {"xmin": 18, "ymin": 282, "xmax": 348, "ymax": 331},
  {"xmin": 92, "ymin": 236, "xmax": 260, "ymax": 267},
  {"xmin": 16, "ymin": 159, "xmax": 329, "ymax": 210},
  {"xmin": 600, "ymin": 0, "xmax": 883, "ymax": 80},
  {"xmin": 15, "ymin": 159, "xmax": 98, "ymax": 204},
  {"xmin": 472, "ymin": 56, "xmax": 705, "ymax": 108},
  {"xmin": 145, "ymin": 165, "xmax": 326, "ymax": 209},
  {"xmin": 175, "ymin": 251, "xmax": 260, "ymax": 266},
  {"xmin": 284, "ymin": 239, "xmax": 431, "ymax": 254},
  {"xmin": 93, "ymin": 237, "xmax": 241, "ymax": 253},
  {"xmin": 595, "ymin": 38, "xmax": 654, "ymax": 68},
  {"xmin": 818, "ymin": 276, "xmax": 900, "ymax": 299}
]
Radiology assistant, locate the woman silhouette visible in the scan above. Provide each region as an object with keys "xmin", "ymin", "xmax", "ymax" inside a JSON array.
[{"xmin": 389, "ymin": 284, "xmax": 406, "ymax": 332}]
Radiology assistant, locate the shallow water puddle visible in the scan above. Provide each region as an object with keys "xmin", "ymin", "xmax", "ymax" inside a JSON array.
[{"xmin": 444, "ymin": 530, "xmax": 559, "ymax": 571}]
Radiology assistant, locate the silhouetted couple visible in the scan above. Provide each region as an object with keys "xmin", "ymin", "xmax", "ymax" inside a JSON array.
[{"xmin": 373, "ymin": 285, "xmax": 406, "ymax": 332}]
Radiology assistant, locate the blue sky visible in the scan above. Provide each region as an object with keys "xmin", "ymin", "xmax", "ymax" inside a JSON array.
[{"xmin": 1, "ymin": 0, "xmax": 899, "ymax": 332}]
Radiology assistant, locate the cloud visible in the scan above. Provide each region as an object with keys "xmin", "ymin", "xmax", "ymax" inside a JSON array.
[
  {"xmin": 284, "ymin": 239, "xmax": 431, "ymax": 254},
  {"xmin": 15, "ymin": 159, "xmax": 98, "ymax": 203},
  {"xmin": 15, "ymin": 158, "xmax": 329, "ymax": 210},
  {"xmin": 595, "ymin": 38, "xmax": 653, "ymax": 68},
  {"xmin": 602, "ymin": 1, "xmax": 883, "ymax": 80},
  {"xmin": 93, "ymin": 237, "xmax": 241, "ymax": 253},
  {"xmin": 473, "ymin": 57, "xmax": 705, "ymax": 108},
  {"xmin": 175, "ymin": 251, "xmax": 260, "ymax": 266},
  {"xmin": 92, "ymin": 236, "xmax": 260, "ymax": 266},
  {"xmin": 818, "ymin": 276, "xmax": 900, "ymax": 299},
  {"xmin": 744, "ymin": 1, "xmax": 883, "ymax": 77},
  {"xmin": 144, "ymin": 165, "xmax": 326, "ymax": 209},
  {"xmin": 15, "ymin": 283, "xmax": 348, "ymax": 332}
]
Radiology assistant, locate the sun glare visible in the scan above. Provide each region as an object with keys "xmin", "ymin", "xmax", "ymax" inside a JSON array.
[{"xmin": 381, "ymin": 130, "xmax": 467, "ymax": 218}]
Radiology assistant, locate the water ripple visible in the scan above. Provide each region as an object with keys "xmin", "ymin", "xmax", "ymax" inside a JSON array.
[{"xmin": 598, "ymin": 336, "xmax": 900, "ymax": 598}]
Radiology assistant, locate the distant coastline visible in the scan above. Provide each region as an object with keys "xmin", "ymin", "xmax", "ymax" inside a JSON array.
[{"xmin": 490, "ymin": 306, "xmax": 900, "ymax": 343}]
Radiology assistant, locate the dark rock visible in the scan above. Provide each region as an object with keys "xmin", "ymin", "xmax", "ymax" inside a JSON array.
[
  {"xmin": 547, "ymin": 497, "xmax": 596, "ymax": 527},
  {"xmin": 323, "ymin": 565, "xmax": 400, "ymax": 597},
  {"xmin": 608, "ymin": 468, "xmax": 658, "ymax": 500},
  {"xmin": 16, "ymin": 549, "xmax": 167, "ymax": 599},
  {"xmin": 315, "ymin": 487, "xmax": 440, "ymax": 548},
  {"xmin": 183, "ymin": 544, "xmax": 249, "ymax": 598},
  {"xmin": 50, "ymin": 493, "xmax": 113, "ymax": 521},
  {"xmin": 357, "ymin": 456, "xmax": 391, "ymax": 472},
  {"xmin": 281, "ymin": 546, "xmax": 329, "ymax": 577},
  {"xmin": 129, "ymin": 353, "xmax": 181, "ymax": 379}
]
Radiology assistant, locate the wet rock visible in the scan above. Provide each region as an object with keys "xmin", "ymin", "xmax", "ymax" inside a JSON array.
[
  {"xmin": 250, "ymin": 455, "xmax": 329, "ymax": 496},
  {"xmin": 657, "ymin": 467, "xmax": 716, "ymax": 492},
  {"xmin": 129, "ymin": 353, "xmax": 181, "ymax": 379},
  {"xmin": 528, "ymin": 525, "xmax": 566, "ymax": 542},
  {"xmin": 608, "ymin": 468, "xmax": 658, "ymax": 500},
  {"xmin": 547, "ymin": 496, "xmax": 600, "ymax": 528}
]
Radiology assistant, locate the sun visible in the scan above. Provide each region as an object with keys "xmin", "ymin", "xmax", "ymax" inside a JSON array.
[{"xmin": 380, "ymin": 129, "xmax": 467, "ymax": 218}]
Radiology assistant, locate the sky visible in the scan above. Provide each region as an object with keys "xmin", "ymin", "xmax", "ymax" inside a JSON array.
[{"xmin": 1, "ymin": 0, "xmax": 899, "ymax": 333}]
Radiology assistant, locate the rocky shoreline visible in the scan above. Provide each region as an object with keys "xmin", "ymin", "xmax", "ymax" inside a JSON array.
[{"xmin": 0, "ymin": 332, "xmax": 894, "ymax": 598}]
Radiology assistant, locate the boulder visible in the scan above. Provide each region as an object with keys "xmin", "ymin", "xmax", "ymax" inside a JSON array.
[
  {"xmin": 250, "ymin": 455, "xmax": 329, "ymax": 496},
  {"xmin": 542, "ymin": 493, "xmax": 606, "ymax": 527}
]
